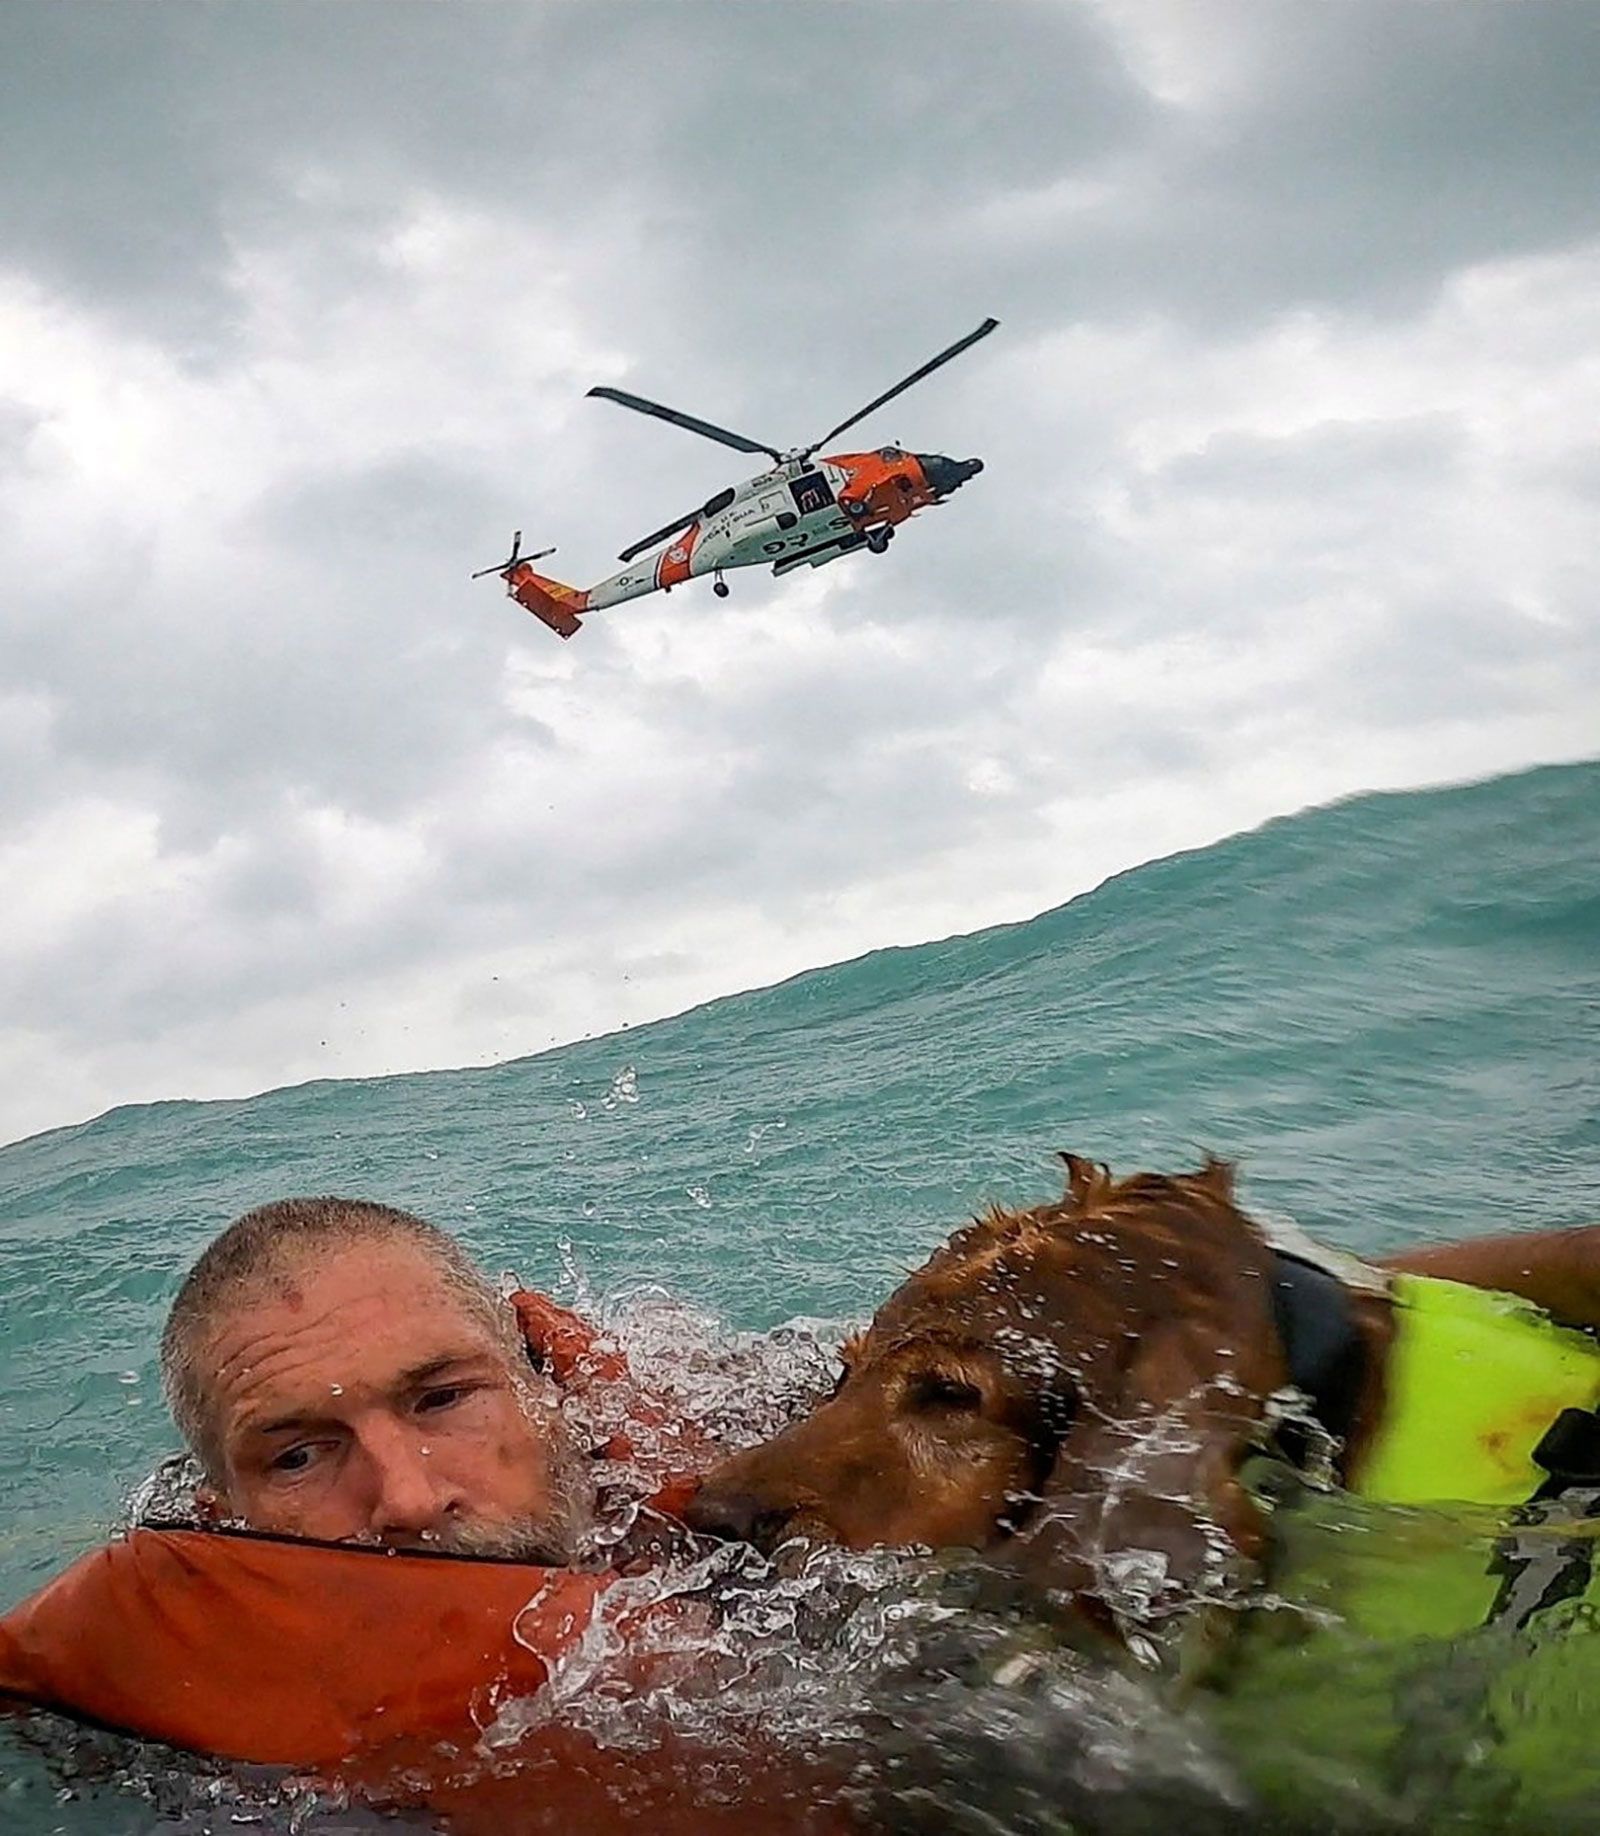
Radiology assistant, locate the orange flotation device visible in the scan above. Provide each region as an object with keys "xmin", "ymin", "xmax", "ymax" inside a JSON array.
[
  {"xmin": 0, "ymin": 1526, "xmax": 611, "ymax": 1767},
  {"xmin": 0, "ymin": 1295, "xmax": 713, "ymax": 1778},
  {"xmin": 0, "ymin": 1532, "xmax": 853, "ymax": 1835},
  {"xmin": 510, "ymin": 1289, "xmax": 708, "ymax": 1522}
]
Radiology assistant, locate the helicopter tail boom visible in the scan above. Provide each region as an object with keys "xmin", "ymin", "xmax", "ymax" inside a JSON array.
[{"xmin": 507, "ymin": 562, "xmax": 587, "ymax": 640}]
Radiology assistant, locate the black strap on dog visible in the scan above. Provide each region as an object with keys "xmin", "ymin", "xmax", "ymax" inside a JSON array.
[
  {"xmin": 1265, "ymin": 1248, "xmax": 1368, "ymax": 1464},
  {"xmin": 1529, "ymin": 1406, "xmax": 1600, "ymax": 1499},
  {"xmin": 1482, "ymin": 1407, "xmax": 1600, "ymax": 1629},
  {"xmin": 1474, "ymin": 1401, "xmax": 1600, "ymax": 1633}
]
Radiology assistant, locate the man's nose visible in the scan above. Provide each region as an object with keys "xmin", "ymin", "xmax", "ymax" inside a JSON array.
[{"xmin": 359, "ymin": 1420, "xmax": 460, "ymax": 1540}]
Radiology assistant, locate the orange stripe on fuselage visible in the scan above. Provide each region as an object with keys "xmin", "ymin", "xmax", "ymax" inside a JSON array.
[{"xmin": 655, "ymin": 522, "xmax": 701, "ymax": 590}]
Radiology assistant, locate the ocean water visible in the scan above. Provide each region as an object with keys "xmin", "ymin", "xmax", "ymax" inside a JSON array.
[{"xmin": 1, "ymin": 756, "xmax": 1597, "ymax": 1832}]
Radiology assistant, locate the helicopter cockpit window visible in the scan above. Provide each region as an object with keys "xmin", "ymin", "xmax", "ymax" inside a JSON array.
[
  {"xmin": 877, "ymin": 446, "xmax": 904, "ymax": 461},
  {"xmin": 701, "ymin": 487, "xmax": 736, "ymax": 518},
  {"xmin": 788, "ymin": 471, "xmax": 835, "ymax": 516}
]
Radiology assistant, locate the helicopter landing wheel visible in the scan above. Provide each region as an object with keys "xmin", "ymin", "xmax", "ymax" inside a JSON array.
[
  {"xmin": 713, "ymin": 578, "xmax": 730, "ymax": 598},
  {"xmin": 865, "ymin": 526, "xmax": 893, "ymax": 554}
]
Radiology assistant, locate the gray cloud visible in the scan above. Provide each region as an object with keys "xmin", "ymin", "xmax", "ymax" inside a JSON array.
[{"xmin": 1, "ymin": 0, "xmax": 1598, "ymax": 1143}]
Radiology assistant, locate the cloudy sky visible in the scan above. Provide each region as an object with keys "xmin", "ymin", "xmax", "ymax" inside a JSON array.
[{"xmin": 1, "ymin": 1, "xmax": 1597, "ymax": 1146}]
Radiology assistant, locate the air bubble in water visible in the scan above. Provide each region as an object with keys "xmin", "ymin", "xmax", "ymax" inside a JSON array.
[{"xmin": 744, "ymin": 1120, "xmax": 787, "ymax": 1154}]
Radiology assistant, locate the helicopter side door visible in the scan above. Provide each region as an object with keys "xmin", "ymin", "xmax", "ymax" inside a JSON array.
[
  {"xmin": 768, "ymin": 466, "xmax": 852, "ymax": 563},
  {"xmin": 728, "ymin": 466, "xmax": 852, "ymax": 568},
  {"xmin": 787, "ymin": 469, "xmax": 835, "ymax": 518}
]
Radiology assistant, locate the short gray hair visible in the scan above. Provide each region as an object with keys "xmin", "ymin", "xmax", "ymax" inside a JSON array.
[{"xmin": 159, "ymin": 1196, "xmax": 516, "ymax": 1475}]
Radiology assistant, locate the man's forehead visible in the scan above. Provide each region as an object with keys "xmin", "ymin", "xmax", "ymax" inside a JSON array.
[{"xmin": 206, "ymin": 1238, "xmax": 502, "ymax": 1368}]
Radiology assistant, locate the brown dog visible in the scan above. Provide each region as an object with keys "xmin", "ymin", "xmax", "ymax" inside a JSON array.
[
  {"xmin": 689, "ymin": 1156, "xmax": 1600, "ymax": 1614},
  {"xmin": 689, "ymin": 1156, "xmax": 1394, "ymax": 1610}
]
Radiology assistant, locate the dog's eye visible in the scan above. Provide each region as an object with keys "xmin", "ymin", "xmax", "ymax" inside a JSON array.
[{"xmin": 909, "ymin": 1372, "xmax": 984, "ymax": 1412}]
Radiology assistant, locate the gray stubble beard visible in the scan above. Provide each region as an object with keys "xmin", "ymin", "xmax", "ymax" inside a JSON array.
[{"xmin": 415, "ymin": 1386, "xmax": 597, "ymax": 1564}]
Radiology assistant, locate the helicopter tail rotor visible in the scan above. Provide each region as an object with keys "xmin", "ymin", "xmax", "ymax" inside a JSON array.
[
  {"xmin": 471, "ymin": 530, "xmax": 558, "ymax": 580},
  {"xmin": 473, "ymin": 530, "xmax": 584, "ymax": 637}
]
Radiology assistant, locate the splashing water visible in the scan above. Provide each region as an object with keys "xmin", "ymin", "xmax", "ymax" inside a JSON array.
[
  {"xmin": 4, "ymin": 761, "xmax": 1598, "ymax": 1833},
  {"xmin": 65, "ymin": 1292, "xmax": 1261, "ymax": 1832},
  {"xmin": 19, "ymin": 1283, "xmax": 1600, "ymax": 1834}
]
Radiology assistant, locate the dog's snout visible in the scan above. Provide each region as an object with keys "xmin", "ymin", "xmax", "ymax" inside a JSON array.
[{"xmin": 683, "ymin": 1483, "xmax": 796, "ymax": 1549}]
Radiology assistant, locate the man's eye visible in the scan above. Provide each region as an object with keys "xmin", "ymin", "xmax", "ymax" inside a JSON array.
[
  {"xmin": 269, "ymin": 1444, "xmax": 319, "ymax": 1475},
  {"xmin": 417, "ymin": 1384, "xmax": 475, "ymax": 1414}
]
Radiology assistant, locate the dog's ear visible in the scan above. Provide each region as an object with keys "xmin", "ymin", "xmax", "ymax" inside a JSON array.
[
  {"xmin": 1058, "ymin": 1153, "xmax": 1110, "ymax": 1209},
  {"xmin": 1191, "ymin": 1154, "xmax": 1237, "ymax": 1202}
]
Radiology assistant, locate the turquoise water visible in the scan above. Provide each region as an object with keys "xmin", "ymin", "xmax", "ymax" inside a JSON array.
[{"xmin": 2, "ymin": 756, "xmax": 1598, "ymax": 1830}]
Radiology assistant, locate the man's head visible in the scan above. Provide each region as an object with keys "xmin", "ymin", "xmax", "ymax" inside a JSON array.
[{"xmin": 160, "ymin": 1197, "xmax": 590, "ymax": 1559}]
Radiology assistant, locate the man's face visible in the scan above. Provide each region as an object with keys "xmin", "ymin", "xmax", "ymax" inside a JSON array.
[{"xmin": 199, "ymin": 1240, "xmax": 585, "ymax": 1556}]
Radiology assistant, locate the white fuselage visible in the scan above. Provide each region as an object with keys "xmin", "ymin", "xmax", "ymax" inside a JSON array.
[{"xmin": 584, "ymin": 457, "xmax": 857, "ymax": 609}]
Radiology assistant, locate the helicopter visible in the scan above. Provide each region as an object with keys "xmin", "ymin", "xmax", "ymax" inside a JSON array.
[{"xmin": 474, "ymin": 317, "xmax": 997, "ymax": 639}]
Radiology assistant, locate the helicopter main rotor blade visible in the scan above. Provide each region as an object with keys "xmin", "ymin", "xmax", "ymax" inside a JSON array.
[
  {"xmin": 618, "ymin": 509, "xmax": 699, "ymax": 565},
  {"xmin": 588, "ymin": 386, "xmax": 784, "ymax": 462},
  {"xmin": 802, "ymin": 317, "xmax": 999, "ymax": 459}
]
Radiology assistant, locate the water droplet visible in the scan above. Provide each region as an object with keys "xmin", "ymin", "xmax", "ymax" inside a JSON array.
[{"xmin": 329, "ymin": 1384, "xmax": 344, "ymax": 1396}]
